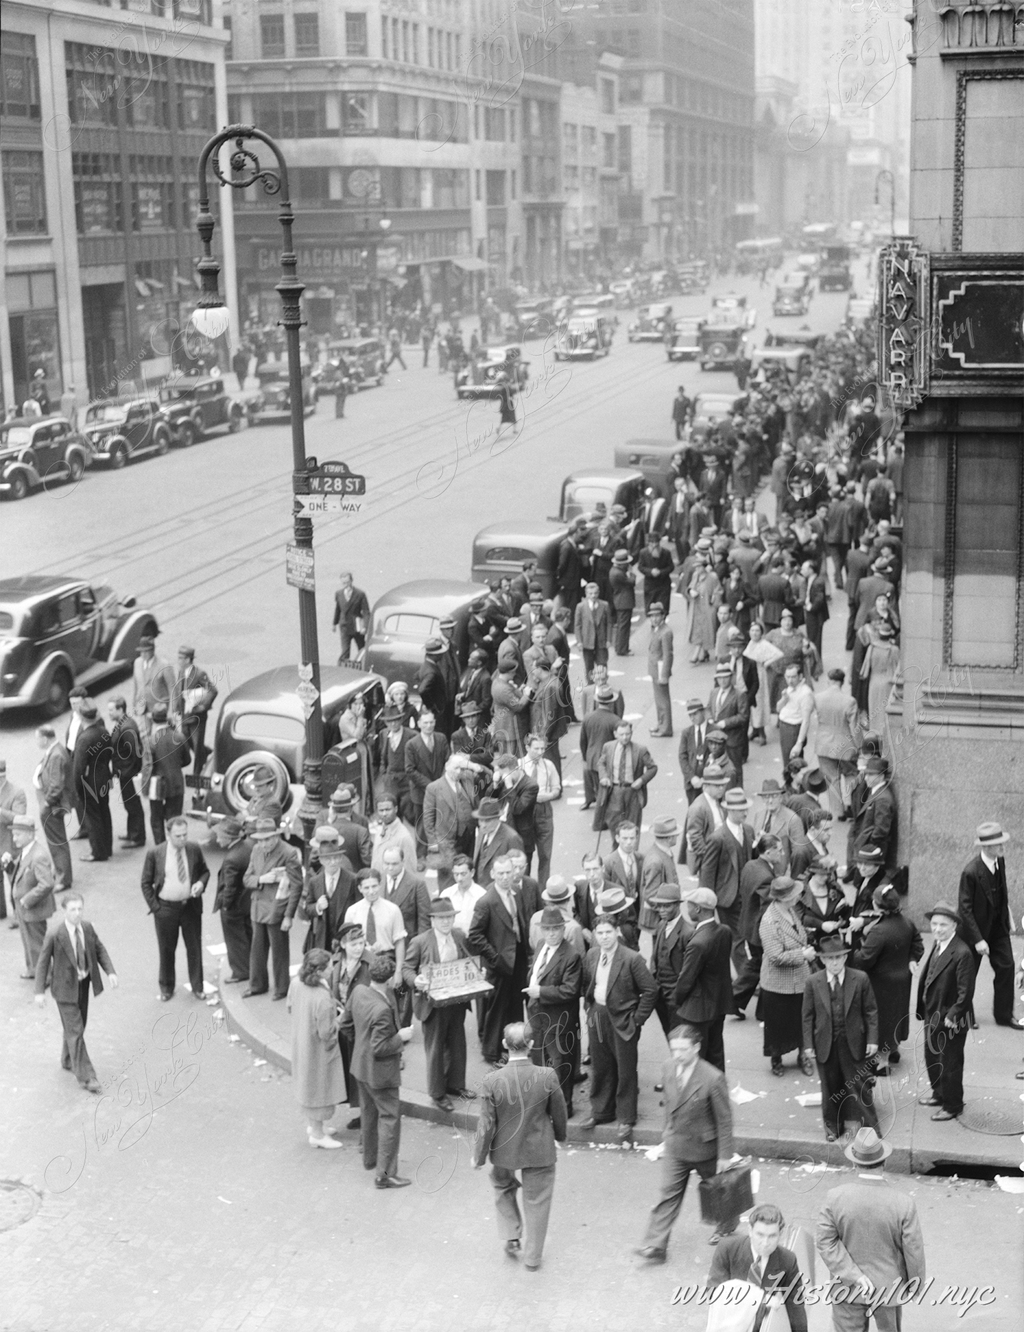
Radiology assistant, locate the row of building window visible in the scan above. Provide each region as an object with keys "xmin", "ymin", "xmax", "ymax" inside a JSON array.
[
  {"xmin": 227, "ymin": 91, "xmax": 467, "ymax": 141},
  {"xmin": 381, "ymin": 16, "xmax": 461, "ymax": 70},
  {"xmin": 562, "ymin": 124, "xmax": 600, "ymax": 157},
  {"xmin": 64, "ymin": 44, "xmax": 215, "ymax": 131}
]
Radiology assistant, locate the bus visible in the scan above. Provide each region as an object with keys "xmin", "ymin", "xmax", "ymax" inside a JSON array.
[{"xmin": 735, "ymin": 237, "xmax": 784, "ymax": 274}]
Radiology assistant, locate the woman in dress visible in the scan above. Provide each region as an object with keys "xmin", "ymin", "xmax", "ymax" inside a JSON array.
[
  {"xmin": 850, "ymin": 885, "xmax": 924, "ymax": 1075},
  {"xmin": 686, "ymin": 542, "xmax": 722, "ymax": 663},
  {"xmin": 329, "ymin": 923, "xmax": 371, "ymax": 1129},
  {"xmin": 723, "ymin": 565, "xmax": 753, "ymax": 638},
  {"xmin": 288, "ymin": 947, "xmax": 348, "ymax": 1148},
  {"xmin": 758, "ymin": 876, "xmax": 817, "ymax": 1077},
  {"xmin": 851, "ymin": 592, "xmax": 900, "ymax": 715},
  {"xmin": 859, "ymin": 620, "xmax": 900, "ymax": 734},
  {"xmin": 743, "ymin": 621, "xmax": 783, "ymax": 745},
  {"xmin": 764, "ymin": 609, "xmax": 811, "ymax": 713}
]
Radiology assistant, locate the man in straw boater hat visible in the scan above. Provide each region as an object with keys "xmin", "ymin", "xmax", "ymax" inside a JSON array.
[
  {"xmin": 915, "ymin": 900, "xmax": 976, "ymax": 1122},
  {"xmin": 816, "ymin": 1127, "xmax": 925, "ymax": 1331},
  {"xmin": 957, "ymin": 822, "xmax": 1021, "ymax": 1030}
]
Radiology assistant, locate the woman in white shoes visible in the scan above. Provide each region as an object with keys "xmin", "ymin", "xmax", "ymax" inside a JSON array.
[{"xmin": 288, "ymin": 948, "xmax": 347, "ymax": 1148}]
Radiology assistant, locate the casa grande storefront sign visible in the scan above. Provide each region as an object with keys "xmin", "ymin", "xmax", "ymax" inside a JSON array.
[{"xmin": 254, "ymin": 245, "xmax": 368, "ymax": 274}]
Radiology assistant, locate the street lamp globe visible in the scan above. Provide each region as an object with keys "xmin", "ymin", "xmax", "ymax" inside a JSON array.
[
  {"xmin": 379, "ymin": 216, "xmax": 392, "ymax": 233},
  {"xmin": 190, "ymin": 303, "xmax": 231, "ymax": 340}
]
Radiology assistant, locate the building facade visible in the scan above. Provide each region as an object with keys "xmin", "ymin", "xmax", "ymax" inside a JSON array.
[
  {"xmin": 879, "ymin": 1, "xmax": 1023, "ymax": 915},
  {"xmin": 0, "ymin": 0, "xmax": 234, "ymax": 413}
]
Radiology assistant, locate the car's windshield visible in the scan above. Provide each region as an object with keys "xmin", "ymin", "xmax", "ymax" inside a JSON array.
[
  {"xmin": 86, "ymin": 404, "xmax": 128, "ymax": 424},
  {"xmin": 0, "ymin": 427, "xmax": 32, "ymax": 448},
  {"xmin": 159, "ymin": 386, "xmax": 194, "ymax": 402}
]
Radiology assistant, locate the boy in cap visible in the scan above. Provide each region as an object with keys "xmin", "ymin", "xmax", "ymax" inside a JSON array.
[{"xmin": 802, "ymin": 935, "xmax": 879, "ymax": 1141}]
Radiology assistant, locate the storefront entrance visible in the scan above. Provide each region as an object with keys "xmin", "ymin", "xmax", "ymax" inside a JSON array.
[{"xmin": 83, "ymin": 283, "xmax": 128, "ymax": 401}]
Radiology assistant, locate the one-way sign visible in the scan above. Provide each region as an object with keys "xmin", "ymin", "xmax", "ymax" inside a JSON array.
[{"xmin": 297, "ymin": 494, "xmax": 363, "ymax": 516}]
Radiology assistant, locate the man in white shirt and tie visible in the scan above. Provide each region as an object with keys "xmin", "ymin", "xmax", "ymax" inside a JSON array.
[
  {"xmin": 344, "ymin": 868, "xmax": 406, "ymax": 990},
  {"xmin": 521, "ymin": 734, "xmax": 561, "ymax": 889},
  {"xmin": 403, "ymin": 898, "xmax": 476, "ymax": 1112},
  {"xmin": 140, "ymin": 816, "xmax": 209, "ymax": 1002},
  {"xmin": 34, "ymin": 891, "xmax": 118, "ymax": 1093}
]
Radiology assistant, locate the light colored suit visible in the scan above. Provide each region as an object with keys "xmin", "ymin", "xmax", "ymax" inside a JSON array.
[
  {"xmin": 12, "ymin": 839, "xmax": 56, "ymax": 974},
  {"xmin": 131, "ymin": 653, "xmax": 175, "ymax": 731},
  {"xmin": 0, "ymin": 776, "xmax": 27, "ymax": 860},
  {"xmin": 817, "ymin": 1177, "xmax": 925, "ymax": 1311}
]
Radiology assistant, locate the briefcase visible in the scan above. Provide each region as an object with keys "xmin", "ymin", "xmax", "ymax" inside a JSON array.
[
  {"xmin": 698, "ymin": 1161, "xmax": 755, "ymax": 1224},
  {"xmin": 148, "ymin": 776, "xmax": 165, "ymax": 802}
]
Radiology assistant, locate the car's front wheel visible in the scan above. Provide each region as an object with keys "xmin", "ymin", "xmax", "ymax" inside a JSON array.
[
  {"xmin": 110, "ymin": 440, "xmax": 130, "ymax": 469},
  {"xmin": 177, "ymin": 421, "xmax": 195, "ymax": 448},
  {"xmin": 153, "ymin": 427, "xmax": 170, "ymax": 456},
  {"xmin": 67, "ymin": 454, "xmax": 85, "ymax": 483},
  {"xmin": 42, "ymin": 667, "xmax": 72, "ymax": 719},
  {"xmin": 6, "ymin": 471, "xmax": 29, "ymax": 501}
]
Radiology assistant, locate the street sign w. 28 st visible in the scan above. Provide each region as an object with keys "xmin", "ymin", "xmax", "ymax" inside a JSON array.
[{"xmin": 308, "ymin": 461, "xmax": 366, "ymax": 495}]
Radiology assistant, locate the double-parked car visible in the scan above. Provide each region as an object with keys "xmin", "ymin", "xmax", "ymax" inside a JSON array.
[
  {"xmin": 0, "ymin": 416, "xmax": 91, "ymax": 501},
  {"xmin": 251, "ymin": 362, "xmax": 318, "ymax": 423},
  {"xmin": 627, "ymin": 303, "xmax": 673, "ymax": 342},
  {"xmin": 157, "ymin": 374, "xmax": 249, "ymax": 446},
  {"xmin": 0, "ymin": 575, "xmax": 157, "ymax": 717}
]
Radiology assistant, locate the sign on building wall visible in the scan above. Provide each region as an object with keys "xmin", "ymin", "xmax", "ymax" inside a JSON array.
[{"xmin": 877, "ymin": 239, "xmax": 929, "ymax": 411}]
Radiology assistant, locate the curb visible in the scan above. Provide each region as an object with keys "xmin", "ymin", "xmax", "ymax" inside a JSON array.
[{"xmin": 216, "ymin": 961, "xmax": 1015, "ymax": 1174}]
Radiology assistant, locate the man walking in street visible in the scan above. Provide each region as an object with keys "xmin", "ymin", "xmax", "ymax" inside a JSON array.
[
  {"xmin": 340, "ymin": 952, "xmax": 410, "ymax": 1188},
  {"xmin": 647, "ymin": 603, "xmax": 674, "ymax": 738},
  {"xmin": 815, "ymin": 669, "xmax": 861, "ymax": 821},
  {"xmin": 474, "ymin": 1022, "xmax": 567, "ymax": 1271},
  {"xmin": 609, "ymin": 551, "xmax": 637, "ymax": 656},
  {"xmin": 140, "ymin": 815, "xmax": 209, "ymax": 1002},
  {"xmin": 132, "ymin": 634, "xmax": 174, "ymax": 743},
  {"xmin": 170, "ymin": 645, "xmax": 218, "ymax": 777},
  {"xmin": 635, "ymin": 1023, "xmax": 739, "ymax": 1262},
  {"xmin": 72, "ymin": 700, "xmax": 112, "ymax": 864},
  {"xmin": 141, "ymin": 704, "xmax": 188, "ymax": 847},
  {"xmin": 817, "ymin": 1127, "xmax": 925, "ymax": 1331},
  {"xmin": 802, "ymin": 936, "xmax": 880, "ymax": 1141},
  {"xmin": 573, "ymin": 582, "xmax": 611, "ymax": 682},
  {"xmin": 332, "ymin": 572, "xmax": 371, "ymax": 663},
  {"xmin": 34, "ymin": 891, "xmax": 117, "ymax": 1094}
]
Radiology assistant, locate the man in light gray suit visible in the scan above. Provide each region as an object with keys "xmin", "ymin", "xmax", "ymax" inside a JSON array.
[
  {"xmin": 817, "ymin": 1127, "xmax": 925, "ymax": 1331},
  {"xmin": 7, "ymin": 815, "xmax": 56, "ymax": 978},
  {"xmin": 814, "ymin": 668, "xmax": 861, "ymax": 819},
  {"xmin": 573, "ymin": 582, "xmax": 611, "ymax": 681}
]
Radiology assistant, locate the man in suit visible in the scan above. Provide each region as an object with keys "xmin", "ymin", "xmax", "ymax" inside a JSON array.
[
  {"xmin": 524, "ymin": 906, "xmax": 583, "ymax": 1116},
  {"xmin": 473, "ymin": 1021, "xmax": 568, "ymax": 1270},
  {"xmin": 707, "ymin": 1203, "xmax": 808, "ymax": 1332},
  {"xmin": 369, "ymin": 792, "xmax": 417, "ymax": 876},
  {"xmin": 753, "ymin": 779, "xmax": 808, "ymax": 870},
  {"xmin": 850, "ymin": 756, "xmax": 898, "ymax": 869},
  {"xmin": 241, "ymin": 817, "xmax": 303, "ymax": 1000},
  {"xmin": 319, "ymin": 787, "xmax": 373, "ymax": 871},
  {"xmin": 635, "ymin": 1023, "xmax": 738, "ymax": 1260},
  {"xmin": 814, "ymin": 669, "xmax": 861, "ymax": 820},
  {"xmin": 521, "ymin": 734, "xmax": 560, "ymax": 890},
  {"xmin": 34, "ymin": 891, "xmax": 117, "ymax": 1093},
  {"xmin": 105, "ymin": 697, "xmax": 145, "ymax": 849},
  {"xmin": 298, "ymin": 834, "xmax": 354, "ymax": 954},
  {"xmin": 405, "ymin": 709, "xmax": 450, "ymax": 852},
  {"xmin": 650, "ymin": 882, "xmax": 693, "ymax": 1039},
  {"xmin": 33, "ymin": 726, "xmax": 73, "ymax": 891},
  {"xmin": 72, "ymin": 699, "xmax": 112, "ymax": 863},
  {"xmin": 916, "ymin": 900, "xmax": 976, "ymax": 1121},
  {"xmin": 579, "ymin": 663, "xmax": 623, "ymax": 720},
  {"xmin": 578, "ymin": 686, "xmax": 621, "ymax": 811},
  {"xmin": 817, "ymin": 1127, "xmax": 925, "ymax": 1331},
  {"xmin": 757, "ymin": 560, "xmax": 791, "ymax": 631},
  {"xmin": 469, "ymin": 852, "xmax": 532, "ymax": 1064},
  {"xmin": 673, "ymin": 888, "xmax": 733, "ymax": 1071},
  {"xmin": 332, "ymin": 570, "xmax": 371, "ymax": 662},
  {"xmin": 580, "ymin": 915, "xmax": 657, "ymax": 1140},
  {"xmin": 492, "ymin": 753, "xmax": 539, "ymax": 872},
  {"xmin": 799, "ymin": 559, "xmax": 830, "ymax": 658},
  {"xmin": 683, "ymin": 762, "xmax": 729, "ymax": 872},
  {"xmin": 457, "ymin": 654, "xmax": 494, "ymax": 724},
  {"xmin": 604, "ymin": 820, "xmax": 644, "ymax": 904},
  {"xmin": 639, "ymin": 818, "xmax": 681, "ymax": 943},
  {"xmin": 380, "ymin": 844, "xmax": 431, "ymax": 1024},
  {"xmin": 733, "ymin": 834, "xmax": 785, "ymax": 1017},
  {"xmin": 471, "ymin": 797, "xmax": 523, "ymax": 889},
  {"xmin": 573, "ymin": 581, "xmax": 611, "ymax": 681},
  {"xmin": 646, "ymin": 602, "xmax": 674, "ymax": 737},
  {"xmin": 140, "ymin": 815, "xmax": 209, "ymax": 1001},
  {"xmin": 375, "ymin": 704, "xmax": 416, "ymax": 824},
  {"xmin": 131, "ymin": 634, "xmax": 175, "ymax": 742},
  {"xmin": 802, "ymin": 935, "xmax": 879, "ymax": 1140},
  {"xmin": 403, "ymin": 897, "xmax": 476, "ymax": 1111},
  {"xmin": 340, "ymin": 952, "xmax": 410, "ymax": 1188},
  {"xmin": 707, "ymin": 663, "xmax": 749, "ymax": 789},
  {"xmin": 957, "ymin": 822, "xmax": 1020, "ymax": 1029},
  {"xmin": 595, "ymin": 720, "xmax": 657, "ymax": 836},
  {"xmin": 0, "ymin": 758, "xmax": 27, "ymax": 918},
  {"xmin": 415, "ymin": 639, "xmax": 457, "ymax": 737},
  {"xmin": 608, "ymin": 550, "xmax": 636, "ymax": 656},
  {"xmin": 678, "ymin": 699, "xmax": 711, "ymax": 805},
  {"xmin": 700, "ymin": 788, "xmax": 754, "ymax": 960},
  {"xmin": 212, "ymin": 817, "xmax": 254, "ymax": 982},
  {"xmin": 169, "ymin": 645, "xmax": 218, "ymax": 776},
  {"xmin": 844, "ymin": 534, "xmax": 874, "ymax": 650},
  {"xmin": 141, "ymin": 704, "xmax": 188, "ymax": 847},
  {"xmin": 556, "ymin": 525, "xmax": 589, "ymax": 618},
  {"xmin": 7, "ymin": 815, "xmax": 56, "ymax": 978},
  {"xmin": 423, "ymin": 754, "xmax": 478, "ymax": 881}
]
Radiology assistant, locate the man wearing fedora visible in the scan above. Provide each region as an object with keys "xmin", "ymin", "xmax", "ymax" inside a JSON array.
[
  {"xmin": 141, "ymin": 815, "xmax": 210, "ymax": 1001},
  {"xmin": 674, "ymin": 887, "xmax": 734, "ymax": 1072},
  {"xmin": 849, "ymin": 755, "xmax": 898, "ymax": 870},
  {"xmin": 700, "ymin": 788, "xmax": 754, "ymax": 959},
  {"xmin": 471, "ymin": 796, "xmax": 523, "ymax": 889},
  {"xmin": 469, "ymin": 852, "xmax": 532, "ymax": 1065},
  {"xmin": 683, "ymin": 762, "xmax": 730, "ymax": 873},
  {"xmin": 596, "ymin": 883, "xmax": 640, "ymax": 950},
  {"xmin": 450, "ymin": 698, "xmax": 492, "ymax": 757},
  {"xmin": 319, "ymin": 787, "xmax": 373, "ymax": 871},
  {"xmin": 132, "ymin": 633, "xmax": 174, "ymax": 743},
  {"xmin": 414, "ymin": 640, "xmax": 455, "ymax": 737},
  {"xmin": 579, "ymin": 686, "xmax": 622, "ymax": 811},
  {"xmin": 580, "ymin": 913, "xmax": 657, "ymax": 1140},
  {"xmin": 647, "ymin": 602, "xmax": 674, "ymax": 737},
  {"xmin": 816, "ymin": 1126, "xmax": 925, "ymax": 1331},
  {"xmin": 456, "ymin": 657, "xmax": 493, "ymax": 728},
  {"xmin": 405, "ymin": 710, "xmax": 450, "ymax": 853},
  {"xmin": 957, "ymin": 823, "xmax": 1020, "ymax": 1029},
  {"xmin": 733, "ymin": 834, "xmax": 785, "ymax": 1017},
  {"xmin": 212, "ymin": 816, "xmax": 253, "ymax": 983},
  {"xmin": 707, "ymin": 662, "xmax": 749, "ymax": 789},
  {"xmin": 640, "ymin": 817, "xmax": 681, "ymax": 928},
  {"xmin": 608, "ymin": 550, "xmax": 637, "ymax": 656},
  {"xmin": 71, "ymin": 699, "xmax": 112, "ymax": 863},
  {"xmin": 529, "ymin": 877, "xmax": 586, "ymax": 956},
  {"xmin": 375, "ymin": 704, "xmax": 417, "ymax": 824},
  {"xmin": 802, "ymin": 935, "xmax": 880, "ymax": 1141},
  {"xmin": 299, "ymin": 835, "xmax": 357, "ymax": 954},
  {"xmin": 241, "ymin": 816, "xmax": 303, "ymax": 1000},
  {"xmin": 404, "ymin": 897, "xmax": 476, "ymax": 1111},
  {"xmin": 574, "ymin": 581, "xmax": 611, "ymax": 682},
  {"xmin": 579, "ymin": 663, "xmax": 623, "ymax": 721},
  {"xmin": 650, "ymin": 881, "xmax": 693, "ymax": 1039},
  {"xmin": 141, "ymin": 704, "xmax": 188, "ymax": 848},
  {"xmin": 916, "ymin": 901, "xmax": 976, "ymax": 1121},
  {"xmin": 524, "ymin": 905, "xmax": 583, "ymax": 1116},
  {"xmin": 7, "ymin": 814, "xmax": 56, "ymax": 978},
  {"xmin": 594, "ymin": 720, "xmax": 657, "ymax": 837},
  {"xmin": 754, "ymin": 779, "xmax": 808, "ymax": 871},
  {"xmin": 678, "ymin": 699, "xmax": 712, "ymax": 806}
]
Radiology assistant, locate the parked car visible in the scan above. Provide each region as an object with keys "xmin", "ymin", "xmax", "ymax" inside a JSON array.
[
  {"xmin": 325, "ymin": 338, "xmax": 386, "ymax": 388},
  {"xmin": 750, "ymin": 347, "xmax": 813, "ymax": 386},
  {"xmin": 692, "ymin": 392, "xmax": 749, "ymax": 424},
  {"xmin": 82, "ymin": 397, "xmax": 171, "ymax": 468},
  {"xmin": 195, "ymin": 666, "xmax": 386, "ymax": 823},
  {"xmin": 361, "ymin": 580, "xmax": 481, "ymax": 687},
  {"xmin": 513, "ymin": 298, "xmax": 556, "ymax": 340},
  {"xmin": 157, "ymin": 375, "xmax": 245, "ymax": 446},
  {"xmin": 553, "ymin": 312, "xmax": 612, "ymax": 360},
  {"xmin": 252, "ymin": 362, "xmax": 317, "ymax": 423},
  {"xmin": 613, "ymin": 440, "xmax": 680, "ymax": 500},
  {"xmin": 666, "ymin": 316, "xmax": 703, "ymax": 361},
  {"xmin": 0, "ymin": 575, "xmax": 157, "ymax": 717},
  {"xmin": 773, "ymin": 283, "xmax": 811, "ymax": 316},
  {"xmin": 0, "ymin": 416, "xmax": 91, "ymax": 501},
  {"xmin": 627, "ymin": 303, "xmax": 673, "ymax": 341},
  {"xmin": 557, "ymin": 469, "xmax": 646, "ymax": 524},
  {"xmin": 456, "ymin": 345, "xmax": 529, "ymax": 399},
  {"xmin": 470, "ymin": 521, "xmax": 569, "ymax": 599}
]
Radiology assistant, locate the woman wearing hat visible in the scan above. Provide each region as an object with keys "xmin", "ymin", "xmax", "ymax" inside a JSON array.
[
  {"xmin": 758, "ymin": 878, "xmax": 817, "ymax": 1077},
  {"xmin": 851, "ymin": 592, "xmax": 899, "ymax": 720},
  {"xmin": 330, "ymin": 923, "xmax": 371, "ymax": 1128},
  {"xmin": 764, "ymin": 609, "xmax": 813, "ymax": 714},
  {"xmin": 743, "ymin": 622, "xmax": 783, "ymax": 745},
  {"xmin": 850, "ymin": 886, "xmax": 923, "ymax": 1074},
  {"xmin": 288, "ymin": 948, "xmax": 347, "ymax": 1148},
  {"xmin": 794, "ymin": 859, "xmax": 848, "ymax": 959},
  {"xmin": 685, "ymin": 542, "xmax": 722, "ymax": 663}
]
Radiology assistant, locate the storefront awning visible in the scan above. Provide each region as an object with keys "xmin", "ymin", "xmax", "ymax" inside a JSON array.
[{"xmin": 450, "ymin": 257, "xmax": 489, "ymax": 273}]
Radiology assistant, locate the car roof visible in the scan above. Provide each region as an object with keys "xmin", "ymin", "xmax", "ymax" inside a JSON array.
[
  {"xmin": 0, "ymin": 575, "xmax": 85, "ymax": 604},
  {"xmin": 564, "ymin": 468, "xmax": 644, "ymax": 485},
  {"xmin": 474, "ymin": 520, "xmax": 567, "ymax": 545},
  {"xmin": 620, "ymin": 438, "xmax": 679, "ymax": 455},
  {"xmin": 220, "ymin": 666, "xmax": 384, "ymax": 718},
  {"xmin": 1, "ymin": 414, "xmax": 70, "ymax": 429},
  {"xmin": 371, "ymin": 580, "xmax": 485, "ymax": 615}
]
